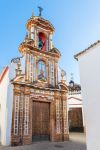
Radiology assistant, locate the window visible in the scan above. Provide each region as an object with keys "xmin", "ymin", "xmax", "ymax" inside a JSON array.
[{"xmin": 37, "ymin": 61, "xmax": 46, "ymax": 81}]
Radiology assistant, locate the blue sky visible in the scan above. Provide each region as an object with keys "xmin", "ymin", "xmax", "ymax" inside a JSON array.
[{"xmin": 0, "ymin": 0, "xmax": 100, "ymax": 83}]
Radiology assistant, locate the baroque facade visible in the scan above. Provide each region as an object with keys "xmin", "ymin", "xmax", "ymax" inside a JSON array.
[{"xmin": 0, "ymin": 11, "xmax": 69, "ymax": 146}]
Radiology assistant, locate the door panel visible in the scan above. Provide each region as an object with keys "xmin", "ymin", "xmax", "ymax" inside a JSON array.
[
  {"xmin": 68, "ymin": 108, "xmax": 83, "ymax": 132},
  {"xmin": 32, "ymin": 101, "xmax": 50, "ymax": 141}
]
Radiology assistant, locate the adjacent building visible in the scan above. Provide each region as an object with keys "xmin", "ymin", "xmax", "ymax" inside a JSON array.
[
  {"xmin": 67, "ymin": 79, "xmax": 85, "ymax": 132},
  {"xmin": 75, "ymin": 40, "xmax": 100, "ymax": 150}
]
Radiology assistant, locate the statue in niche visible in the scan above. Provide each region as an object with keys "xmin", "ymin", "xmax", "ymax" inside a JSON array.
[{"xmin": 38, "ymin": 37, "xmax": 44, "ymax": 50}]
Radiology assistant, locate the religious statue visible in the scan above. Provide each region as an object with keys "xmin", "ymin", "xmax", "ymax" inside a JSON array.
[
  {"xmin": 61, "ymin": 69, "xmax": 66, "ymax": 80},
  {"xmin": 38, "ymin": 6, "xmax": 43, "ymax": 17},
  {"xmin": 38, "ymin": 37, "xmax": 44, "ymax": 50}
]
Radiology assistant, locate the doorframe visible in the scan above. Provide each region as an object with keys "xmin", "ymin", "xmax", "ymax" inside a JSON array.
[{"xmin": 31, "ymin": 98, "xmax": 52, "ymax": 141}]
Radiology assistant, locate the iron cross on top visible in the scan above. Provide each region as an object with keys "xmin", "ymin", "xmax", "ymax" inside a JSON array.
[{"xmin": 38, "ymin": 6, "xmax": 43, "ymax": 17}]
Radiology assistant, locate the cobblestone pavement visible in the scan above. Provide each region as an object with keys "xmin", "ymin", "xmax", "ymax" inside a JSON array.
[{"xmin": 0, "ymin": 133, "xmax": 87, "ymax": 150}]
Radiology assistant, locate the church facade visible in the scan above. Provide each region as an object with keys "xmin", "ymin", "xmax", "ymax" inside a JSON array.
[{"xmin": 0, "ymin": 11, "xmax": 69, "ymax": 146}]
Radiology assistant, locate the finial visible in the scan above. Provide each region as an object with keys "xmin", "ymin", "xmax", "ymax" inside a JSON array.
[
  {"xmin": 61, "ymin": 69, "xmax": 66, "ymax": 80},
  {"xmin": 38, "ymin": 6, "xmax": 43, "ymax": 17},
  {"xmin": 24, "ymin": 32, "xmax": 28, "ymax": 42},
  {"xmin": 52, "ymin": 42, "xmax": 55, "ymax": 48},
  {"xmin": 70, "ymin": 73, "xmax": 74, "ymax": 81},
  {"xmin": 32, "ymin": 11, "xmax": 34, "ymax": 17},
  {"xmin": 25, "ymin": 32, "xmax": 28, "ymax": 39}
]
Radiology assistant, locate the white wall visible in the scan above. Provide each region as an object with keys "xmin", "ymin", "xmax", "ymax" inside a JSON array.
[
  {"xmin": 0, "ymin": 67, "xmax": 9, "ymax": 145},
  {"xmin": 68, "ymin": 98, "xmax": 82, "ymax": 108},
  {"xmin": 5, "ymin": 63, "xmax": 16, "ymax": 145},
  {"xmin": 0, "ymin": 62, "xmax": 16, "ymax": 145},
  {"xmin": 68, "ymin": 93, "xmax": 82, "ymax": 108},
  {"xmin": 78, "ymin": 43, "xmax": 100, "ymax": 150}
]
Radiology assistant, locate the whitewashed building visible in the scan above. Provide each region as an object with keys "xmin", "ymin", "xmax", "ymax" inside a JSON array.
[
  {"xmin": 0, "ymin": 58, "xmax": 25, "ymax": 145},
  {"xmin": 75, "ymin": 40, "xmax": 100, "ymax": 150}
]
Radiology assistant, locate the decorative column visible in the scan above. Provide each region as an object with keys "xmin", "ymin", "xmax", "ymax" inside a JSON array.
[
  {"xmin": 33, "ymin": 56, "xmax": 37, "ymax": 81},
  {"xmin": 55, "ymin": 62, "xmax": 58, "ymax": 86},
  {"xmin": 30, "ymin": 54, "xmax": 34, "ymax": 82},
  {"xmin": 23, "ymin": 87, "xmax": 32, "ymax": 145},
  {"xmin": 25, "ymin": 53, "xmax": 29, "ymax": 81},
  {"xmin": 46, "ymin": 34, "xmax": 49, "ymax": 51},
  {"xmin": 34, "ymin": 28, "xmax": 39, "ymax": 48},
  {"xmin": 49, "ymin": 33, "xmax": 53, "ymax": 49},
  {"xmin": 54, "ymin": 91, "xmax": 62, "ymax": 141},
  {"xmin": 34, "ymin": 28, "xmax": 37, "ymax": 47},
  {"xmin": 19, "ymin": 93, "xmax": 24, "ymax": 144},
  {"xmin": 56, "ymin": 99, "xmax": 61, "ymax": 134},
  {"xmin": 46, "ymin": 63, "xmax": 49, "ymax": 84},
  {"xmin": 50, "ymin": 97, "xmax": 56, "ymax": 141},
  {"xmin": 14, "ymin": 95, "xmax": 20, "ymax": 136},
  {"xmin": 61, "ymin": 91, "xmax": 69, "ymax": 141},
  {"xmin": 12, "ymin": 92, "xmax": 24, "ymax": 146},
  {"xmin": 49, "ymin": 61, "xmax": 55, "ymax": 87},
  {"xmin": 33, "ymin": 56, "xmax": 35, "ymax": 81},
  {"xmin": 48, "ymin": 60, "xmax": 51, "ymax": 85},
  {"xmin": 31, "ymin": 26, "xmax": 35, "ymax": 40},
  {"xmin": 24, "ymin": 95, "xmax": 29, "ymax": 135}
]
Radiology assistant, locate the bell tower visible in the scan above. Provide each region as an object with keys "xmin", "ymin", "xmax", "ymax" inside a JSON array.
[
  {"xmin": 11, "ymin": 9, "xmax": 69, "ymax": 146},
  {"xmin": 26, "ymin": 8, "xmax": 54, "ymax": 51},
  {"xmin": 19, "ymin": 10, "xmax": 60, "ymax": 88}
]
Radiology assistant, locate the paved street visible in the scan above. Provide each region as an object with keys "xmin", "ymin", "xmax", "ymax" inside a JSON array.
[{"xmin": 0, "ymin": 133, "xmax": 86, "ymax": 150}]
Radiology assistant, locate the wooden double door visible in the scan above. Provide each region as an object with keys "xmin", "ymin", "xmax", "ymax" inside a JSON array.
[
  {"xmin": 68, "ymin": 108, "xmax": 83, "ymax": 132},
  {"xmin": 32, "ymin": 101, "xmax": 50, "ymax": 141}
]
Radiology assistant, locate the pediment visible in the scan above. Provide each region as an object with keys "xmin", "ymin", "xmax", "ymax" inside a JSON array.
[
  {"xmin": 58, "ymin": 82, "xmax": 68, "ymax": 91},
  {"xmin": 49, "ymin": 48, "xmax": 61, "ymax": 57},
  {"xmin": 33, "ymin": 80, "xmax": 48, "ymax": 88},
  {"xmin": 68, "ymin": 97, "xmax": 82, "ymax": 101},
  {"xmin": 13, "ymin": 75, "xmax": 25, "ymax": 82}
]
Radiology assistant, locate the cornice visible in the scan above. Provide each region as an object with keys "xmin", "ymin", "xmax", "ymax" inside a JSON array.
[
  {"xmin": 19, "ymin": 42, "xmax": 60, "ymax": 59},
  {"xmin": 12, "ymin": 81, "xmax": 67, "ymax": 92},
  {"xmin": 26, "ymin": 16, "xmax": 55, "ymax": 33}
]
